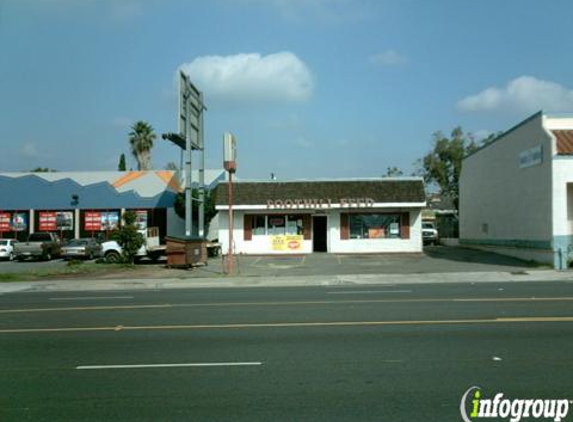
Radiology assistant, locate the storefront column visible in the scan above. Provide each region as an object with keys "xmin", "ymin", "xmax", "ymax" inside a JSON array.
[
  {"xmin": 74, "ymin": 209, "xmax": 80, "ymax": 239},
  {"xmin": 29, "ymin": 209, "xmax": 35, "ymax": 234},
  {"xmin": 120, "ymin": 209, "xmax": 126, "ymax": 225}
]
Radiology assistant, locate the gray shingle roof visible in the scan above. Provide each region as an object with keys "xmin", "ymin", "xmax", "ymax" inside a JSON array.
[{"xmin": 213, "ymin": 179, "xmax": 426, "ymax": 206}]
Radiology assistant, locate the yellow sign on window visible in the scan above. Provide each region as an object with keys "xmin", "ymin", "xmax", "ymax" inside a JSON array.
[{"xmin": 271, "ymin": 235, "xmax": 304, "ymax": 251}]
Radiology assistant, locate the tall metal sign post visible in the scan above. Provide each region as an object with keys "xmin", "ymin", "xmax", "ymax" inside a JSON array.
[
  {"xmin": 223, "ymin": 132, "xmax": 237, "ymax": 275},
  {"xmin": 163, "ymin": 71, "xmax": 206, "ymax": 237}
]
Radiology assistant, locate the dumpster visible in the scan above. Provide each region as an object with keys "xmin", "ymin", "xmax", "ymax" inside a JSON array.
[{"xmin": 165, "ymin": 236, "xmax": 208, "ymax": 268}]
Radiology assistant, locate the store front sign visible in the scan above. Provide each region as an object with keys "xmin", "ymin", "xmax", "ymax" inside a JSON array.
[
  {"xmin": 267, "ymin": 198, "xmax": 375, "ymax": 210},
  {"xmin": 271, "ymin": 235, "xmax": 304, "ymax": 251}
]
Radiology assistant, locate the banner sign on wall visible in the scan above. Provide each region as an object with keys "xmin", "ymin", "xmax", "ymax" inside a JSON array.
[
  {"xmin": 11, "ymin": 213, "xmax": 27, "ymax": 232},
  {"xmin": 271, "ymin": 235, "xmax": 304, "ymax": 251},
  {"xmin": 0, "ymin": 213, "xmax": 11, "ymax": 232},
  {"xmin": 85, "ymin": 212, "xmax": 101, "ymax": 231},
  {"xmin": 135, "ymin": 210, "xmax": 148, "ymax": 230},
  {"xmin": 84, "ymin": 211, "xmax": 119, "ymax": 231},
  {"xmin": 39, "ymin": 212, "xmax": 57, "ymax": 231}
]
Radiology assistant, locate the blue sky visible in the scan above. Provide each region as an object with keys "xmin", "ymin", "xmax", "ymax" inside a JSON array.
[{"xmin": 2, "ymin": 0, "xmax": 573, "ymax": 179}]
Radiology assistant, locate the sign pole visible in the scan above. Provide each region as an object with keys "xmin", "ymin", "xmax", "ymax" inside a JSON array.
[
  {"xmin": 223, "ymin": 132, "xmax": 237, "ymax": 275},
  {"xmin": 228, "ymin": 171, "xmax": 233, "ymax": 275}
]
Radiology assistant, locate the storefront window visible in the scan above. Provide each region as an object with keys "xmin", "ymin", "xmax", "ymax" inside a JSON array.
[
  {"xmin": 286, "ymin": 215, "xmax": 303, "ymax": 235},
  {"xmin": 253, "ymin": 215, "xmax": 266, "ymax": 236},
  {"xmin": 268, "ymin": 216, "xmax": 285, "ymax": 235},
  {"xmin": 349, "ymin": 214, "xmax": 401, "ymax": 239}
]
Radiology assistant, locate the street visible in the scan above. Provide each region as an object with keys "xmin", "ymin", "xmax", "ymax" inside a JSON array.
[{"xmin": 1, "ymin": 281, "xmax": 573, "ymax": 421}]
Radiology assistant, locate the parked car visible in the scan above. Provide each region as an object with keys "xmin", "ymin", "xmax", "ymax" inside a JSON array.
[
  {"xmin": 14, "ymin": 232, "xmax": 61, "ymax": 261},
  {"xmin": 0, "ymin": 238, "xmax": 18, "ymax": 261},
  {"xmin": 422, "ymin": 222, "xmax": 439, "ymax": 245},
  {"xmin": 61, "ymin": 238, "xmax": 103, "ymax": 260}
]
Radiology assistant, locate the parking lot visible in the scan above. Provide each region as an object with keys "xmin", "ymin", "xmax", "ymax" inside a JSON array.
[{"xmin": 0, "ymin": 245, "xmax": 540, "ymax": 279}]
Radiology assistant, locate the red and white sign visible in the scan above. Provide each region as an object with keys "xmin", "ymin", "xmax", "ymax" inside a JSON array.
[
  {"xmin": 39, "ymin": 212, "xmax": 57, "ymax": 231},
  {"xmin": 85, "ymin": 212, "xmax": 102, "ymax": 231},
  {"xmin": 0, "ymin": 213, "xmax": 10, "ymax": 232}
]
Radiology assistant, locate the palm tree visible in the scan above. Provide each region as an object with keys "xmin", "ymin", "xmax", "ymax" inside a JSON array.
[{"xmin": 128, "ymin": 121, "xmax": 156, "ymax": 170}]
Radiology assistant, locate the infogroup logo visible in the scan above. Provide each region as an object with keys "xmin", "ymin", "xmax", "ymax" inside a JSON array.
[{"xmin": 460, "ymin": 387, "xmax": 571, "ymax": 422}]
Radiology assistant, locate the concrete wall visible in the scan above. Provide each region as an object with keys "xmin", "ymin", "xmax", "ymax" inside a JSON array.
[
  {"xmin": 217, "ymin": 209, "xmax": 423, "ymax": 255},
  {"xmin": 460, "ymin": 113, "xmax": 554, "ymax": 250}
]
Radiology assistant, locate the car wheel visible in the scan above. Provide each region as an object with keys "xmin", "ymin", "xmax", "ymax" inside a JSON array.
[{"xmin": 105, "ymin": 250, "xmax": 121, "ymax": 263}]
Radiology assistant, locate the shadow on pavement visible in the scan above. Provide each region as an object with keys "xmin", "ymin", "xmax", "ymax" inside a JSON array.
[{"xmin": 423, "ymin": 245, "xmax": 537, "ymax": 268}]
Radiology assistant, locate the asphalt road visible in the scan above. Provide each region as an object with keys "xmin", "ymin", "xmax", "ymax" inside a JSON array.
[{"xmin": 1, "ymin": 281, "xmax": 573, "ymax": 421}]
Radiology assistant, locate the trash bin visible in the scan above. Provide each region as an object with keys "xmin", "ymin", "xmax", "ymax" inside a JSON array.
[{"xmin": 165, "ymin": 236, "xmax": 208, "ymax": 268}]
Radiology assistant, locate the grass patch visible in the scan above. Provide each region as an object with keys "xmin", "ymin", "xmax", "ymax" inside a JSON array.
[{"xmin": 0, "ymin": 262, "xmax": 136, "ymax": 282}]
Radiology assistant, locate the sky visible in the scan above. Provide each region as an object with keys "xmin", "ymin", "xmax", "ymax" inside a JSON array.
[{"xmin": 2, "ymin": 0, "xmax": 573, "ymax": 180}]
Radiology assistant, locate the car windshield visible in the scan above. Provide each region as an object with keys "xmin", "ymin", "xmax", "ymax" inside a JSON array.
[
  {"xmin": 422, "ymin": 223, "xmax": 434, "ymax": 229},
  {"xmin": 0, "ymin": 240, "xmax": 7, "ymax": 246}
]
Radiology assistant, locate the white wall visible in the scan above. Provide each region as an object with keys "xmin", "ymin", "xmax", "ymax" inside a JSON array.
[
  {"xmin": 218, "ymin": 209, "xmax": 423, "ymax": 254},
  {"xmin": 552, "ymin": 158, "xmax": 573, "ymax": 237},
  {"xmin": 460, "ymin": 113, "xmax": 553, "ymax": 244}
]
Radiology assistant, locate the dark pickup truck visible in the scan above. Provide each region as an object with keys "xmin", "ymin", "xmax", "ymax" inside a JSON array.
[{"xmin": 14, "ymin": 232, "xmax": 62, "ymax": 261}]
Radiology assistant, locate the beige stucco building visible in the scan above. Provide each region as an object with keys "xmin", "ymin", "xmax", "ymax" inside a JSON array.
[{"xmin": 460, "ymin": 111, "xmax": 573, "ymax": 269}]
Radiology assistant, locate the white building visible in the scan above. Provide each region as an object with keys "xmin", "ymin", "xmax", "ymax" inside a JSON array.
[
  {"xmin": 459, "ymin": 111, "xmax": 573, "ymax": 269},
  {"xmin": 214, "ymin": 178, "xmax": 426, "ymax": 255}
]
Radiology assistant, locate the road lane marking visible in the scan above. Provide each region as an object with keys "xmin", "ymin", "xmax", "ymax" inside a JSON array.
[
  {"xmin": 327, "ymin": 290, "xmax": 412, "ymax": 295},
  {"xmin": 2, "ymin": 316, "xmax": 573, "ymax": 334},
  {"xmin": 2, "ymin": 296, "xmax": 573, "ymax": 314},
  {"xmin": 49, "ymin": 296, "xmax": 134, "ymax": 301},
  {"xmin": 76, "ymin": 362, "xmax": 263, "ymax": 370},
  {"xmin": 0, "ymin": 304, "xmax": 172, "ymax": 314}
]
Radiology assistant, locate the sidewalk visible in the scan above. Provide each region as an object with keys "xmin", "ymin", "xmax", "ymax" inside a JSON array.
[
  {"xmin": 1, "ymin": 247, "xmax": 572, "ymax": 294},
  {"xmin": 1, "ymin": 269, "xmax": 572, "ymax": 294}
]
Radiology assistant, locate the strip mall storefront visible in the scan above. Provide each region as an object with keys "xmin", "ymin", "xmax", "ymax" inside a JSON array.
[
  {"xmin": 0, "ymin": 171, "xmax": 181, "ymax": 242},
  {"xmin": 214, "ymin": 179, "xmax": 426, "ymax": 254}
]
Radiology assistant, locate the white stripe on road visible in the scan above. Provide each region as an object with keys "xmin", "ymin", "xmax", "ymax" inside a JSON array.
[
  {"xmin": 327, "ymin": 290, "xmax": 412, "ymax": 295},
  {"xmin": 50, "ymin": 296, "xmax": 134, "ymax": 301},
  {"xmin": 76, "ymin": 362, "xmax": 263, "ymax": 370}
]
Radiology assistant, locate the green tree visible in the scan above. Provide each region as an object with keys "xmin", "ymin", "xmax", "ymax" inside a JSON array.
[
  {"xmin": 110, "ymin": 211, "xmax": 145, "ymax": 264},
  {"xmin": 118, "ymin": 153, "xmax": 126, "ymax": 171},
  {"xmin": 128, "ymin": 121, "xmax": 156, "ymax": 171},
  {"xmin": 30, "ymin": 167, "xmax": 57, "ymax": 172},
  {"xmin": 383, "ymin": 166, "xmax": 403, "ymax": 177},
  {"xmin": 418, "ymin": 127, "xmax": 478, "ymax": 212},
  {"xmin": 174, "ymin": 189, "xmax": 217, "ymax": 233}
]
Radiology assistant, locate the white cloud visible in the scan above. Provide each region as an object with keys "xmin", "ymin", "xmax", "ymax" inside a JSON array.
[
  {"xmin": 369, "ymin": 50, "xmax": 408, "ymax": 66},
  {"xmin": 180, "ymin": 52, "xmax": 314, "ymax": 106},
  {"xmin": 458, "ymin": 76, "xmax": 573, "ymax": 114}
]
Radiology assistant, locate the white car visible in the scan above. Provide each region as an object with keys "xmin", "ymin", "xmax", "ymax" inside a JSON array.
[
  {"xmin": 422, "ymin": 222, "xmax": 439, "ymax": 245},
  {"xmin": 0, "ymin": 239, "xmax": 18, "ymax": 261}
]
